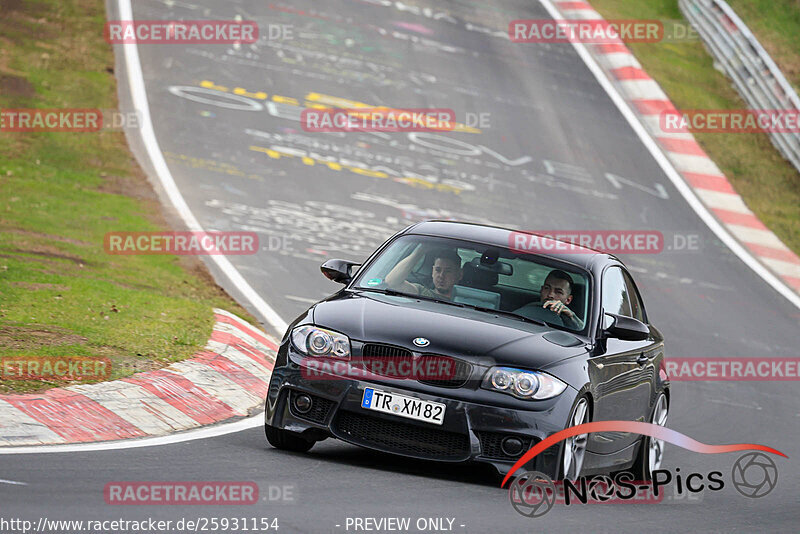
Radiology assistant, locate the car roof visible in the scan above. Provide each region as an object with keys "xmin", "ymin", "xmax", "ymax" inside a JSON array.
[{"xmin": 403, "ymin": 220, "xmax": 618, "ymax": 271}]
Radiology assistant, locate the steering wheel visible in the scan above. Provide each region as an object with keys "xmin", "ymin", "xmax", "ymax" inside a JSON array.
[
  {"xmin": 407, "ymin": 270, "xmax": 432, "ymax": 287},
  {"xmin": 517, "ymin": 304, "xmax": 564, "ymax": 327}
]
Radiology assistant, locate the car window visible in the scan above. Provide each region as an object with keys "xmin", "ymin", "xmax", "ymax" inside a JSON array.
[
  {"xmin": 404, "ymin": 241, "xmax": 587, "ymax": 305},
  {"xmin": 352, "ymin": 235, "xmax": 591, "ymax": 333},
  {"xmin": 416, "ymin": 249, "xmax": 561, "ymax": 294},
  {"xmin": 622, "ymin": 270, "xmax": 646, "ymax": 323},
  {"xmin": 602, "ymin": 266, "xmax": 632, "ymax": 317}
]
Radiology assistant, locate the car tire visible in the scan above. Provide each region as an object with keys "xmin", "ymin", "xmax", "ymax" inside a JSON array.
[
  {"xmin": 558, "ymin": 394, "xmax": 591, "ymax": 481},
  {"xmin": 264, "ymin": 424, "xmax": 315, "ymax": 453},
  {"xmin": 630, "ymin": 392, "xmax": 668, "ymax": 481}
]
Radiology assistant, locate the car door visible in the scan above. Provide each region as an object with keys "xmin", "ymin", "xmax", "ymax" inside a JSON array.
[
  {"xmin": 622, "ymin": 268, "xmax": 663, "ymax": 425},
  {"xmin": 587, "ymin": 266, "xmax": 655, "ymax": 457}
]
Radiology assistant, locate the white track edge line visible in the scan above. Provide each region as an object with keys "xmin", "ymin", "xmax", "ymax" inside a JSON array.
[
  {"xmin": 0, "ymin": 414, "xmax": 264, "ymax": 455},
  {"xmin": 539, "ymin": 0, "xmax": 800, "ymax": 311}
]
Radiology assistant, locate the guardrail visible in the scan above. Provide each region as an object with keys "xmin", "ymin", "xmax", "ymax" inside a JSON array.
[{"xmin": 680, "ymin": 0, "xmax": 800, "ymax": 174}]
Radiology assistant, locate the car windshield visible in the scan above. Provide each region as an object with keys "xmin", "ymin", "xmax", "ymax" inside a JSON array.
[{"xmin": 352, "ymin": 235, "xmax": 591, "ymax": 334}]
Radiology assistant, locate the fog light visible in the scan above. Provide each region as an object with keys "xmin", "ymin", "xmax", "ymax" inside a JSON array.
[
  {"xmin": 293, "ymin": 394, "xmax": 313, "ymax": 414},
  {"xmin": 501, "ymin": 436, "xmax": 524, "ymax": 457}
]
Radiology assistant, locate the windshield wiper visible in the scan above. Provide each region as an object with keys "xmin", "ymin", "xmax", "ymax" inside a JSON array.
[
  {"xmin": 458, "ymin": 304, "xmax": 548, "ymax": 327},
  {"xmin": 355, "ymin": 287, "xmax": 410, "ymax": 298}
]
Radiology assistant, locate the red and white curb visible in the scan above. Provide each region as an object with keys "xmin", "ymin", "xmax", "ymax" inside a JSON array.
[
  {"xmin": 552, "ymin": 0, "xmax": 800, "ymax": 295},
  {"xmin": 0, "ymin": 309, "xmax": 278, "ymax": 446}
]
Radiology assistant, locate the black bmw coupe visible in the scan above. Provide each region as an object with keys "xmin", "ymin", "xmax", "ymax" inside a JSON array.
[{"xmin": 264, "ymin": 221, "xmax": 669, "ymax": 480}]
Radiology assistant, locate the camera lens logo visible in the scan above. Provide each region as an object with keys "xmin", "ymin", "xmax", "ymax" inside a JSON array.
[
  {"xmin": 509, "ymin": 471, "xmax": 556, "ymax": 517},
  {"xmin": 731, "ymin": 452, "xmax": 778, "ymax": 498},
  {"xmin": 586, "ymin": 474, "xmax": 615, "ymax": 502}
]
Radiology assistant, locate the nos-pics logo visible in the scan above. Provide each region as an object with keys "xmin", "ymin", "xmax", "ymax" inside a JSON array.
[
  {"xmin": 500, "ymin": 421, "xmax": 784, "ymax": 518},
  {"xmin": 510, "ymin": 452, "xmax": 779, "ymax": 517}
]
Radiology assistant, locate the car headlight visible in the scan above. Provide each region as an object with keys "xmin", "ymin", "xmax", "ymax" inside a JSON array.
[
  {"xmin": 291, "ymin": 325, "xmax": 351, "ymax": 359},
  {"xmin": 481, "ymin": 367, "xmax": 567, "ymax": 400}
]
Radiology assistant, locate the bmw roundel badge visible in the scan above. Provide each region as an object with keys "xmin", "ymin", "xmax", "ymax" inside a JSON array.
[{"xmin": 413, "ymin": 337, "xmax": 430, "ymax": 347}]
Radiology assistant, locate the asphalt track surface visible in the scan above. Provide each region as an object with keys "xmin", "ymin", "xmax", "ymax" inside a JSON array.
[{"xmin": 3, "ymin": 0, "xmax": 800, "ymax": 532}]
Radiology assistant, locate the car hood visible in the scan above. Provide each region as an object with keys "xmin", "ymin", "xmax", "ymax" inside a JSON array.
[{"xmin": 311, "ymin": 291, "xmax": 588, "ymax": 369}]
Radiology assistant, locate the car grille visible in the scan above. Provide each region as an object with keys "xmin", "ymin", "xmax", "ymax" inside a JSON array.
[
  {"xmin": 333, "ymin": 410, "xmax": 471, "ymax": 461},
  {"xmin": 289, "ymin": 391, "xmax": 336, "ymax": 425},
  {"xmin": 477, "ymin": 431, "xmax": 535, "ymax": 461},
  {"xmin": 360, "ymin": 343, "xmax": 472, "ymax": 388},
  {"xmin": 417, "ymin": 357, "xmax": 472, "ymax": 388},
  {"xmin": 360, "ymin": 344, "xmax": 413, "ymax": 377}
]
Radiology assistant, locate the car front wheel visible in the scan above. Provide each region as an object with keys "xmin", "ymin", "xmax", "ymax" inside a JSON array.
[{"xmin": 559, "ymin": 395, "xmax": 591, "ymax": 481}]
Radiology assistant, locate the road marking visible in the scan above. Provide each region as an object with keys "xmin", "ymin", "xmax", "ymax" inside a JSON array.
[
  {"xmin": 0, "ymin": 479, "xmax": 28, "ymax": 485},
  {"xmin": 540, "ymin": 0, "xmax": 800, "ymax": 311},
  {"xmin": 709, "ymin": 398, "xmax": 762, "ymax": 411}
]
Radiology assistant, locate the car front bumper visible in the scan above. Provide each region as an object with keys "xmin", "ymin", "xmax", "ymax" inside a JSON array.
[{"xmin": 265, "ymin": 345, "xmax": 579, "ymax": 477}]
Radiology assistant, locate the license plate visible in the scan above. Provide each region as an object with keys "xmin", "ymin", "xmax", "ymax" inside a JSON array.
[{"xmin": 361, "ymin": 388, "xmax": 445, "ymax": 425}]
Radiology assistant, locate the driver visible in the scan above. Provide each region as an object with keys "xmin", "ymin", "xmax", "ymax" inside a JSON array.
[
  {"xmin": 515, "ymin": 270, "xmax": 584, "ymax": 330},
  {"xmin": 385, "ymin": 245, "xmax": 463, "ymax": 300}
]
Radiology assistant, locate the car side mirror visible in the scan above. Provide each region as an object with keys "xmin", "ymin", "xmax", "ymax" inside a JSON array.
[
  {"xmin": 320, "ymin": 259, "xmax": 360, "ymax": 284},
  {"xmin": 603, "ymin": 312, "xmax": 649, "ymax": 341}
]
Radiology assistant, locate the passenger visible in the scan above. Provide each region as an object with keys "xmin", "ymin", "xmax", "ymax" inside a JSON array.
[
  {"xmin": 515, "ymin": 270, "xmax": 584, "ymax": 330},
  {"xmin": 385, "ymin": 245, "xmax": 463, "ymax": 300}
]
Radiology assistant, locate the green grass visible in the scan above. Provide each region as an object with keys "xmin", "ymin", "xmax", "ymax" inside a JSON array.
[
  {"xmin": 590, "ymin": 0, "xmax": 800, "ymax": 257},
  {"xmin": 0, "ymin": 0, "xmax": 257, "ymax": 393},
  {"xmin": 726, "ymin": 0, "xmax": 800, "ymax": 94}
]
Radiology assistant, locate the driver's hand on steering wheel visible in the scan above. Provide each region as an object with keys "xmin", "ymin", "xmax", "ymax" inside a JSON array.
[{"xmin": 543, "ymin": 300, "xmax": 575, "ymax": 318}]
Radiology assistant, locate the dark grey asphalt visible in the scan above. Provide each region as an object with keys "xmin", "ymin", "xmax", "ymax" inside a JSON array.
[{"xmin": 2, "ymin": 0, "xmax": 799, "ymax": 532}]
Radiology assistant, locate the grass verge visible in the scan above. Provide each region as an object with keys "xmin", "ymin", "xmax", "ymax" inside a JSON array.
[
  {"xmin": 725, "ymin": 0, "xmax": 800, "ymax": 94},
  {"xmin": 0, "ymin": 0, "xmax": 257, "ymax": 394},
  {"xmin": 589, "ymin": 0, "xmax": 800, "ymax": 256}
]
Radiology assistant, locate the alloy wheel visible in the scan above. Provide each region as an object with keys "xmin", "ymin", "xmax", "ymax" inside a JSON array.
[
  {"xmin": 648, "ymin": 394, "xmax": 669, "ymax": 474},
  {"xmin": 562, "ymin": 398, "xmax": 589, "ymax": 480}
]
